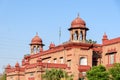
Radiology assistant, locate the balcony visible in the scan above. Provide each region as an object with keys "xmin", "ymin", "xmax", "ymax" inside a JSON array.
[
  {"xmin": 78, "ymin": 65, "xmax": 91, "ymax": 72},
  {"xmin": 106, "ymin": 64, "xmax": 113, "ymax": 68},
  {"xmin": 28, "ymin": 77, "xmax": 34, "ymax": 80}
]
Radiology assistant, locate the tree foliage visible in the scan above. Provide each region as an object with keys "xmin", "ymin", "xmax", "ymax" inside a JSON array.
[
  {"xmin": 0, "ymin": 73, "xmax": 6, "ymax": 80},
  {"xmin": 86, "ymin": 39, "xmax": 97, "ymax": 44},
  {"xmin": 108, "ymin": 63, "xmax": 120, "ymax": 80},
  {"xmin": 86, "ymin": 65, "xmax": 109, "ymax": 80},
  {"xmin": 42, "ymin": 68, "xmax": 73, "ymax": 80}
]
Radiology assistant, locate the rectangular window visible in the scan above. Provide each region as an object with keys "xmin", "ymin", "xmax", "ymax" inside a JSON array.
[
  {"xmin": 54, "ymin": 58, "xmax": 57, "ymax": 63},
  {"xmin": 67, "ymin": 60, "xmax": 71, "ymax": 67},
  {"xmin": 10, "ymin": 77, "xmax": 13, "ymax": 80},
  {"xmin": 60, "ymin": 57, "xmax": 64, "ymax": 63},
  {"xmin": 48, "ymin": 60, "xmax": 50, "ymax": 63},
  {"xmin": 109, "ymin": 54, "xmax": 114, "ymax": 64}
]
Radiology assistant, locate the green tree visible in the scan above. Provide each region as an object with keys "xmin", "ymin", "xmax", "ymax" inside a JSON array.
[
  {"xmin": 42, "ymin": 68, "xmax": 73, "ymax": 80},
  {"xmin": 108, "ymin": 63, "xmax": 120, "ymax": 80},
  {"xmin": 86, "ymin": 65, "xmax": 109, "ymax": 80},
  {"xmin": 86, "ymin": 39, "xmax": 97, "ymax": 44},
  {"xmin": 0, "ymin": 73, "xmax": 6, "ymax": 80}
]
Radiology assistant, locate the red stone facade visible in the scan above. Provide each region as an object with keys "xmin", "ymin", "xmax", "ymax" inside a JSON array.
[{"xmin": 5, "ymin": 15, "xmax": 120, "ymax": 80}]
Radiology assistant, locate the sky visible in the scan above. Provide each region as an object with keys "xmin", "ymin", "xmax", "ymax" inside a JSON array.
[{"xmin": 0, "ymin": 0, "xmax": 120, "ymax": 73}]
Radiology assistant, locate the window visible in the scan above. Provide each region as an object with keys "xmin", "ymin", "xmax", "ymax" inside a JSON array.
[
  {"xmin": 80, "ymin": 57, "xmax": 87, "ymax": 65},
  {"xmin": 10, "ymin": 77, "xmax": 13, "ymax": 80},
  {"xmin": 80, "ymin": 31, "xmax": 83, "ymax": 41},
  {"xmin": 74, "ymin": 31, "xmax": 78, "ymax": 40},
  {"xmin": 54, "ymin": 58, "xmax": 57, "ymax": 63},
  {"xmin": 33, "ymin": 46, "xmax": 36, "ymax": 54},
  {"xmin": 37, "ymin": 47, "xmax": 40, "ymax": 53},
  {"xmin": 60, "ymin": 57, "xmax": 64, "ymax": 63},
  {"xmin": 109, "ymin": 54, "xmax": 114, "ymax": 64},
  {"xmin": 82, "ymin": 72, "xmax": 86, "ymax": 77},
  {"xmin": 67, "ymin": 60, "xmax": 71, "ymax": 67}
]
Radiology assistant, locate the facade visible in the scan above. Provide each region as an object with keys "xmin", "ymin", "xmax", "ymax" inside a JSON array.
[{"xmin": 5, "ymin": 15, "xmax": 120, "ymax": 80}]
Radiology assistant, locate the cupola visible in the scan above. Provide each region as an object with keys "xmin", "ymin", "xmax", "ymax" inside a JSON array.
[
  {"xmin": 71, "ymin": 14, "xmax": 86, "ymax": 28},
  {"xmin": 15, "ymin": 62, "xmax": 20, "ymax": 68},
  {"xmin": 31, "ymin": 33, "xmax": 42, "ymax": 45},
  {"xmin": 68, "ymin": 14, "xmax": 89, "ymax": 43},
  {"xmin": 30, "ymin": 33, "xmax": 44, "ymax": 55}
]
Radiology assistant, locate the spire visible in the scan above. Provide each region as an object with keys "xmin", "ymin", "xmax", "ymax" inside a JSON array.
[
  {"xmin": 77, "ymin": 13, "xmax": 80, "ymax": 18},
  {"xmin": 103, "ymin": 32, "xmax": 108, "ymax": 40},
  {"xmin": 36, "ymin": 32, "xmax": 38, "ymax": 36},
  {"xmin": 102, "ymin": 32, "xmax": 108, "ymax": 44}
]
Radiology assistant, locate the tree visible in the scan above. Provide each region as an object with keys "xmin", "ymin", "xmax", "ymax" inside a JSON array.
[
  {"xmin": 86, "ymin": 65, "xmax": 109, "ymax": 80},
  {"xmin": 86, "ymin": 39, "xmax": 97, "ymax": 44},
  {"xmin": 108, "ymin": 63, "xmax": 120, "ymax": 80},
  {"xmin": 42, "ymin": 68, "xmax": 73, "ymax": 80},
  {"xmin": 0, "ymin": 73, "xmax": 6, "ymax": 80}
]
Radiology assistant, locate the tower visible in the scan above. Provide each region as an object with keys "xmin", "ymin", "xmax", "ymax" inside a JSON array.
[
  {"xmin": 102, "ymin": 33, "xmax": 108, "ymax": 44},
  {"xmin": 30, "ymin": 33, "xmax": 44, "ymax": 55},
  {"xmin": 68, "ymin": 15, "xmax": 89, "ymax": 42}
]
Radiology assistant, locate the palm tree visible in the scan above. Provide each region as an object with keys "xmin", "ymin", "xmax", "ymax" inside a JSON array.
[{"xmin": 42, "ymin": 68, "xmax": 73, "ymax": 80}]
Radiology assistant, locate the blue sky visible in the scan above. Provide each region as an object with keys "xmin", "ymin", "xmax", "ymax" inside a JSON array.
[{"xmin": 0, "ymin": 0, "xmax": 120, "ymax": 73}]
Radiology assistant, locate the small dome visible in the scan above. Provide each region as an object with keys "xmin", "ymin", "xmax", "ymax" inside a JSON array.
[
  {"xmin": 15, "ymin": 62, "xmax": 20, "ymax": 67},
  {"xmin": 31, "ymin": 33, "xmax": 42, "ymax": 45},
  {"xmin": 49, "ymin": 42, "xmax": 55, "ymax": 49},
  {"xmin": 71, "ymin": 15, "xmax": 86, "ymax": 28},
  {"xmin": 6, "ymin": 64, "xmax": 11, "ymax": 69},
  {"xmin": 103, "ymin": 33, "xmax": 108, "ymax": 40}
]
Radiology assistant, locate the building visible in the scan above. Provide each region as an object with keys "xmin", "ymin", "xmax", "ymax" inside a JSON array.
[{"xmin": 5, "ymin": 15, "xmax": 120, "ymax": 80}]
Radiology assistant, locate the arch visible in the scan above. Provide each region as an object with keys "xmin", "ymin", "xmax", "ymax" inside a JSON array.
[
  {"xmin": 33, "ymin": 46, "xmax": 36, "ymax": 53},
  {"xmin": 80, "ymin": 57, "xmax": 87, "ymax": 65},
  {"xmin": 74, "ymin": 31, "xmax": 78, "ymax": 40},
  {"xmin": 36, "ymin": 46, "xmax": 40, "ymax": 53},
  {"xmin": 80, "ymin": 31, "xmax": 83, "ymax": 41}
]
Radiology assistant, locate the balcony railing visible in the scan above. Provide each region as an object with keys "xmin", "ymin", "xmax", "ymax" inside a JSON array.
[
  {"xmin": 78, "ymin": 65, "xmax": 91, "ymax": 72},
  {"xmin": 106, "ymin": 64, "xmax": 113, "ymax": 67}
]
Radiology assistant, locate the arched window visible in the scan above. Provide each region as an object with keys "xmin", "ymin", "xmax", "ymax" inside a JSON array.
[
  {"xmin": 80, "ymin": 57, "xmax": 87, "ymax": 65},
  {"xmin": 80, "ymin": 31, "xmax": 83, "ymax": 41},
  {"xmin": 74, "ymin": 31, "xmax": 78, "ymax": 40},
  {"xmin": 37, "ymin": 46, "xmax": 40, "ymax": 53},
  {"xmin": 33, "ymin": 46, "xmax": 36, "ymax": 54}
]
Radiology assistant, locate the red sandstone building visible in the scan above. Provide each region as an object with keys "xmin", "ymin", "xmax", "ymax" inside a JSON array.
[{"xmin": 5, "ymin": 15, "xmax": 120, "ymax": 80}]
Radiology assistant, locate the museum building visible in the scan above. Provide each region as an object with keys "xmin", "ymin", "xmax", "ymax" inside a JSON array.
[{"xmin": 5, "ymin": 15, "xmax": 120, "ymax": 80}]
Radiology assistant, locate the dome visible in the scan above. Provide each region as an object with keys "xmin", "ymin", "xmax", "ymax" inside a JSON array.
[
  {"xmin": 15, "ymin": 62, "xmax": 20, "ymax": 67},
  {"xmin": 71, "ymin": 15, "xmax": 86, "ymax": 28},
  {"xmin": 6, "ymin": 64, "xmax": 11, "ymax": 69},
  {"xmin": 31, "ymin": 33, "xmax": 42, "ymax": 45}
]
